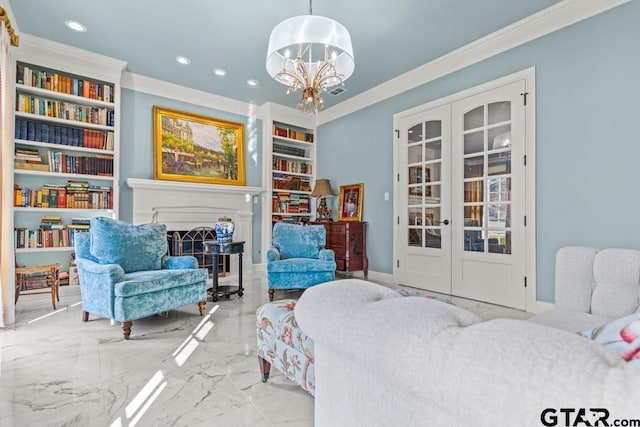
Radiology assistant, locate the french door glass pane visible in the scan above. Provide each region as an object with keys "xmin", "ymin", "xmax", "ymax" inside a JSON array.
[
  {"xmin": 464, "ymin": 156, "xmax": 483, "ymax": 178},
  {"xmin": 425, "ymin": 121, "xmax": 442, "ymax": 139},
  {"xmin": 408, "ymin": 186, "xmax": 422, "ymax": 205},
  {"xmin": 409, "ymin": 166, "xmax": 422, "ymax": 184},
  {"xmin": 464, "ymin": 106, "xmax": 484, "ymax": 130},
  {"xmin": 426, "ymin": 229, "xmax": 441, "ymax": 248},
  {"xmin": 409, "ymin": 228, "xmax": 422, "ymax": 247},
  {"xmin": 464, "ymin": 130, "xmax": 484, "ymax": 154},
  {"xmin": 425, "ymin": 207, "xmax": 441, "ymax": 226},
  {"xmin": 408, "ymin": 123, "xmax": 423, "ymax": 142},
  {"xmin": 409, "ymin": 207, "xmax": 422, "ymax": 227},
  {"xmin": 425, "ymin": 140, "xmax": 441, "ymax": 161},
  {"xmin": 408, "ymin": 145, "xmax": 422, "ymax": 163},
  {"xmin": 425, "ymin": 163, "xmax": 441, "ymax": 183},
  {"xmin": 425, "ymin": 184, "xmax": 441, "ymax": 203},
  {"xmin": 488, "ymin": 101, "xmax": 510, "ymax": 125},
  {"xmin": 464, "ymin": 180, "xmax": 483, "ymax": 203},
  {"xmin": 462, "ymin": 101, "xmax": 512, "ymax": 254}
]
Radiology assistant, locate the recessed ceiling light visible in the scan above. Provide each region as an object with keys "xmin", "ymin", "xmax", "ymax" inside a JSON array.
[
  {"xmin": 247, "ymin": 79, "xmax": 259, "ymax": 87},
  {"xmin": 213, "ymin": 68, "xmax": 227, "ymax": 77},
  {"xmin": 65, "ymin": 20, "xmax": 87, "ymax": 32},
  {"xmin": 176, "ymin": 56, "xmax": 191, "ymax": 65}
]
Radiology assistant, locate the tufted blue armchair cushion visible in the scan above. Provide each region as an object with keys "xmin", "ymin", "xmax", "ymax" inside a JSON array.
[
  {"xmin": 266, "ymin": 223, "xmax": 336, "ymax": 299},
  {"xmin": 272, "ymin": 222, "xmax": 325, "ymax": 259},
  {"xmin": 89, "ymin": 217, "xmax": 168, "ymax": 273}
]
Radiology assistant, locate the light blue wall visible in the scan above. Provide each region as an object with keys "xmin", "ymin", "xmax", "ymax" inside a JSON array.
[
  {"xmin": 118, "ymin": 90, "xmax": 263, "ymax": 263},
  {"xmin": 317, "ymin": 2, "xmax": 640, "ymax": 302}
]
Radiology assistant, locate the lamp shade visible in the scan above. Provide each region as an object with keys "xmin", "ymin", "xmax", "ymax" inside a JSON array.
[
  {"xmin": 310, "ymin": 179, "xmax": 335, "ymax": 197},
  {"xmin": 266, "ymin": 15, "xmax": 355, "ymax": 86}
]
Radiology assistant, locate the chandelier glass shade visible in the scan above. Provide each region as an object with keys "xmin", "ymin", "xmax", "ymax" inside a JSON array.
[{"xmin": 266, "ymin": 14, "xmax": 354, "ymax": 113}]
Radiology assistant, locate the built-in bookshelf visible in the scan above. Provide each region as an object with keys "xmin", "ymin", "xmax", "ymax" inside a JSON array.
[
  {"xmin": 270, "ymin": 121, "xmax": 315, "ymax": 226},
  {"xmin": 11, "ymin": 36, "xmax": 125, "ymax": 277}
]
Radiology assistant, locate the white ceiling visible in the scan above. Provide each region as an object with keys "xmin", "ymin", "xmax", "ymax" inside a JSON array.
[{"xmin": 9, "ymin": 0, "xmax": 563, "ymax": 110}]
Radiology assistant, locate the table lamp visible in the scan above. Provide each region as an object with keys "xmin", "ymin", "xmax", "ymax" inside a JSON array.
[{"xmin": 310, "ymin": 179, "xmax": 335, "ymax": 222}]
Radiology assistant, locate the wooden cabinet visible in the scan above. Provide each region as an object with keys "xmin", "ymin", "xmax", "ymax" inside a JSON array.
[{"xmin": 313, "ymin": 221, "xmax": 368, "ymax": 279}]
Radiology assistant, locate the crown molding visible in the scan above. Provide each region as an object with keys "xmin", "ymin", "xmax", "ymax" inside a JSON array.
[
  {"xmin": 121, "ymin": 72, "xmax": 263, "ymax": 120},
  {"xmin": 317, "ymin": 0, "xmax": 630, "ymax": 125},
  {"xmin": 14, "ymin": 34, "xmax": 127, "ymax": 82}
]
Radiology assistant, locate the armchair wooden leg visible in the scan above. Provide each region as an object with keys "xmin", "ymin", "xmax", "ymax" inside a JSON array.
[
  {"xmin": 268, "ymin": 289, "xmax": 275, "ymax": 301},
  {"xmin": 82, "ymin": 311, "xmax": 89, "ymax": 322},
  {"xmin": 122, "ymin": 321, "xmax": 133, "ymax": 340},
  {"xmin": 198, "ymin": 301, "xmax": 206, "ymax": 315},
  {"xmin": 258, "ymin": 355, "xmax": 271, "ymax": 382}
]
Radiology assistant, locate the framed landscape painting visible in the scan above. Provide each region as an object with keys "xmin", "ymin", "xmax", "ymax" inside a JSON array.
[
  {"xmin": 153, "ymin": 106, "xmax": 245, "ymax": 185},
  {"xmin": 338, "ymin": 183, "xmax": 364, "ymax": 222}
]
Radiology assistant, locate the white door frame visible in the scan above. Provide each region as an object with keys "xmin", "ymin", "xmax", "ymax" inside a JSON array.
[{"xmin": 393, "ymin": 67, "xmax": 537, "ymax": 312}]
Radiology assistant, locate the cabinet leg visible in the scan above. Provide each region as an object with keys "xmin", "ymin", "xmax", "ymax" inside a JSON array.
[
  {"xmin": 268, "ymin": 289, "xmax": 275, "ymax": 301},
  {"xmin": 198, "ymin": 301, "xmax": 206, "ymax": 315}
]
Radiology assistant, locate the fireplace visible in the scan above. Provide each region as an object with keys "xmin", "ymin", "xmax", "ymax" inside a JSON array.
[
  {"xmin": 167, "ymin": 227, "xmax": 229, "ymax": 276},
  {"xmin": 126, "ymin": 178, "xmax": 262, "ymax": 279}
]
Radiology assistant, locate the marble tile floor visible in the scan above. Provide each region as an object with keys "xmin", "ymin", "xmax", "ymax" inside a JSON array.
[{"xmin": 0, "ymin": 274, "xmax": 531, "ymax": 427}]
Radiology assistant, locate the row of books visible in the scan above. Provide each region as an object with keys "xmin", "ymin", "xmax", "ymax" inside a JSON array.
[
  {"xmin": 15, "ymin": 118, "xmax": 114, "ymax": 150},
  {"xmin": 272, "ymin": 158, "xmax": 312, "ymax": 175},
  {"xmin": 273, "ymin": 173, "xmax": 312, "ymax": 191},
  {"xmin": 14, "ymin": 182, "xmax": 113, "ymax": 209},
  {"xmin": 47, "ymin": 151, "xmax": 114, "ymax": 176},
  {"xmin": 272, "ymin": 192, "xmax": 310, "ymax": 214},
  {"xmin": 17, "ymin": 94, "xmax": 115, "ymax": 127},
  {"xmin": 17, "ymin": 64, "xmax": 115, "ymax": 103},
  {"xmin": 272, "ymin": 216, "xmax": 310, "ymax": 225},
  {"xmin": 273, "ymin": 124, "xmax": 314, "ymax": 143},
  {"xmin": 14, "ymin": 217, "xmax": 90, "ymax": 249}
]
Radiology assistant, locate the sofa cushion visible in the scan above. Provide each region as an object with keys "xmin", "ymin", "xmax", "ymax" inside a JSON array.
[
  {"xmin": 579, "ymin": 312, "xmax": 640, "ymax": 367},
  {"xmin": 266, "ymin": 258, "xmax": 336, "ymax": 273},
  {"xmin": 528, "ymin": 308, "xmax": 612, "ymax": 333},
  {"xmin": 90, "ymin": 217, "xmax": 168, "ymax": 273},
  {"xmin": 272, "ymin": 222, "xmax": 325, "ymax": 259},
  {"xmin": 116, "ymin": 268, "xmax": 208, "ymax": 297},
  {"xmin": 591, "ymin": 249, "xmax": 640, "ymax": 318}
]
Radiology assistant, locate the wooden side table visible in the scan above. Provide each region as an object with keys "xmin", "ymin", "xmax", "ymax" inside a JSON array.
[
  {"xmin": 311, "ymin": 221, "xmax": 368, "ymax": 279},
  {"xmin": 15, "ymin": 263, "xmax": 61, "ymax": 310}
]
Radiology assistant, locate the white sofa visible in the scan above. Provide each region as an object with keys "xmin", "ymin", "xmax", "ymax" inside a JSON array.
[
  {"xmin": 529, "ymin": 246, "xmax": 640, "ymax": 331},
  {"xmin": 295, "ymin": 278, "xmax": 640, "ymax": 427}
]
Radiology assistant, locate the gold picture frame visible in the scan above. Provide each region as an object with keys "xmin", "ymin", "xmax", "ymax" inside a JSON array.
[
  {"xmin": 338, "ymin": 183, "xmax": 364, "ymax": 222},
  {"xmin": 153, "ymin": 106, "xmax": 245, "ymax": 185}
]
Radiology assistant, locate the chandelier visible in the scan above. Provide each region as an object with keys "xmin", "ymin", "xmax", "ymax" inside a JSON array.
[{"xmin": 266, "ymin": 0, "xmax": 354, "ymax": 114}]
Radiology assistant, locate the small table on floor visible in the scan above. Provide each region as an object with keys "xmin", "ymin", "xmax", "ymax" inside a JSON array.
[{"xmin": 203, "ymin": 240, "xmax": 245, "ymax": 302}]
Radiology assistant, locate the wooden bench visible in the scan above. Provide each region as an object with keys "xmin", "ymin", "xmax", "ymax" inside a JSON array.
[{"xmin": 15, "ymin": 263, "xmax": 61, "ymax": 310}]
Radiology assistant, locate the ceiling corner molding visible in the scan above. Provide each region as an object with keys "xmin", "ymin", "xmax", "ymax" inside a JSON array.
[
  {"xmin": 317, "ymin": 0, "xmax": 630, "ymax": 125},
  {"xmin": 121, "ymin": 72, "xmax": 264, "ymax": 120},
  {"xmin": 16, "ymin": 34, "xmax": 127, "ymax": 81}
]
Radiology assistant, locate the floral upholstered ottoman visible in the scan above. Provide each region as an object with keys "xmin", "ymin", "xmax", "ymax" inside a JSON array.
[{"xmin": 256, "ymin": 299, "xmax": 315, "ymax": 395}]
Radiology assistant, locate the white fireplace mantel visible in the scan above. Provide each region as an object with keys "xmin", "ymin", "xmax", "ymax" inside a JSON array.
[{"xmin": 126, "ymin": 178, "xmax": 264, "ymax": 273}]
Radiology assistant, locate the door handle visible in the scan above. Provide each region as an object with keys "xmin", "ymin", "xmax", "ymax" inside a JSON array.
[{"xmin": 438, "ymin": 219, "xmax": 450, "ymax": 225}]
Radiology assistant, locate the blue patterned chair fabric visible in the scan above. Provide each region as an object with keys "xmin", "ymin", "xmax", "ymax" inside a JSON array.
[
  {"xmin": 266, "ymin": 222, "xmax": 336, "ymax": 301},
  {"xmin": 75, "ymin": 217, "xmax": 208, "ymax": 339},
  {"xmin": 256, "ymin": 299, "xmax": 315, "ymax": 395}
]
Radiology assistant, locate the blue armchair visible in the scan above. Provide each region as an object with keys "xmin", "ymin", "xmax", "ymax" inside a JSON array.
[
  {"xmin": 266, "ymin": 222, "xmax": 336, "ymax": 301},
  {"xmin": 75, "ymin": 217, "xmax": 208, "ymax": 339}
]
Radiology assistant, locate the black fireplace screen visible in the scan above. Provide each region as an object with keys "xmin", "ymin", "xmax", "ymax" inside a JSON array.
[{"xmin": 167, "ymin": 227, "xmax": 229, "ymax": 277}]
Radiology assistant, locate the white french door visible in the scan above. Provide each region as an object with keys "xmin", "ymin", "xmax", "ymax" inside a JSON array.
[
  {"xmin": 396, "ymin": 104, "xmax": 452, "ymax": 294},
  {"xmin": 395, "ymin": 79, "xmax": 528, "ymax": 309}
]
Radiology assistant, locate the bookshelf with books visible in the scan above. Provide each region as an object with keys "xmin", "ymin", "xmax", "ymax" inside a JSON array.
[
  {"xmin": 270, "ymin": 120, "xmax": 315, "ymax": 226},
  {"xmin": 11, "ymin": 36, "xmax": 125, "ymax": 277}
]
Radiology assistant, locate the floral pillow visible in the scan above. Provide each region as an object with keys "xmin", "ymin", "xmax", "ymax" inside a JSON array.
[{"xmin": 579, "ymin": 312, "xmax": 640, "ymax": 367}]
